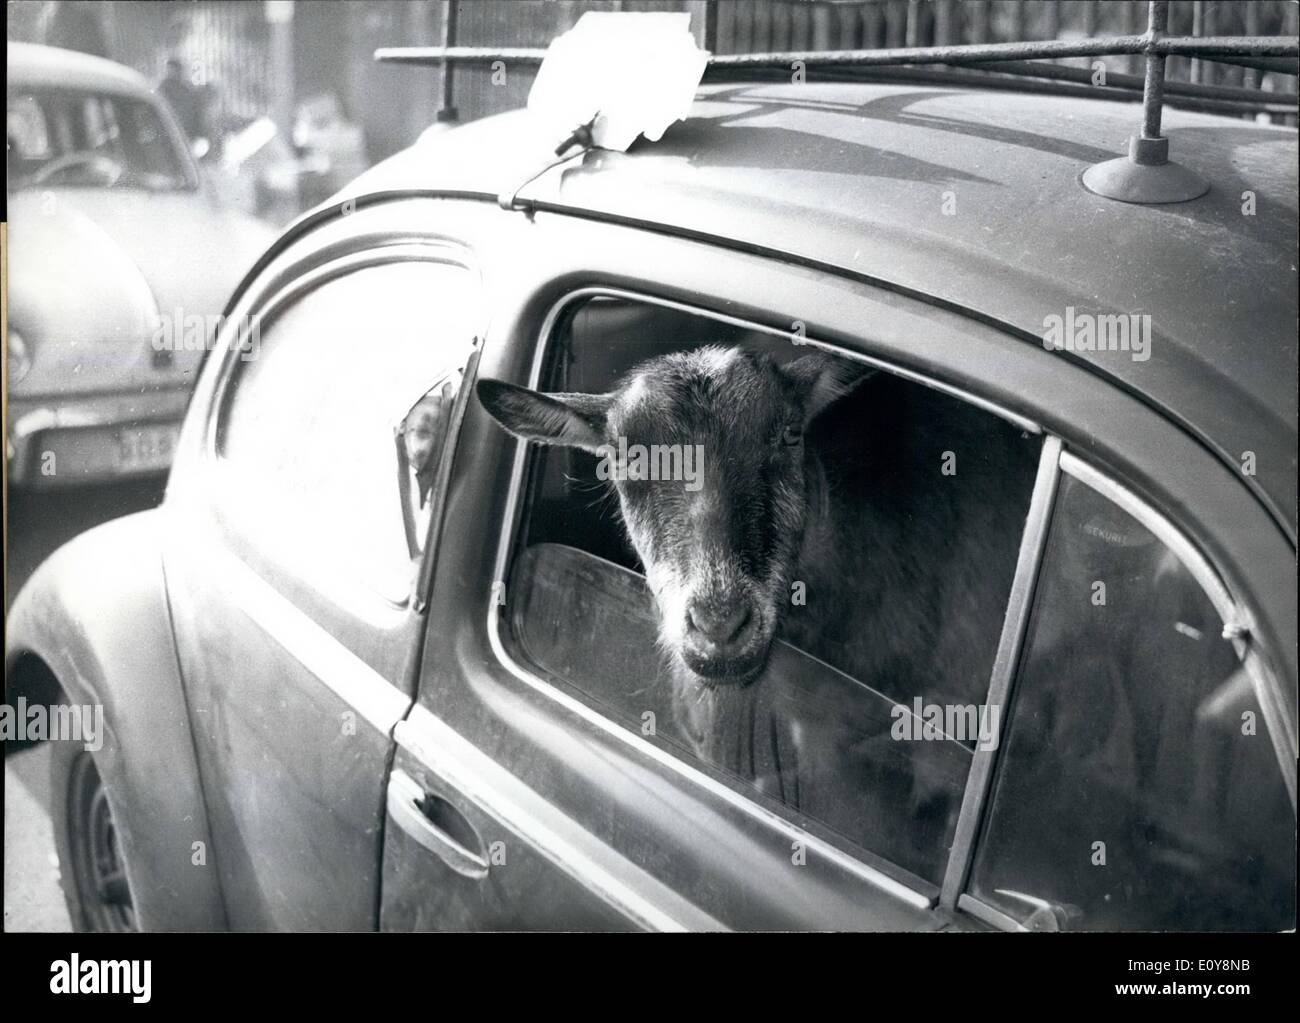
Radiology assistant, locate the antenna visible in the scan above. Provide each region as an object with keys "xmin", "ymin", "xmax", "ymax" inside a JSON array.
[{"xmin": 1081, "ymin": 1, "xmax": 1209, "ymax": 204}]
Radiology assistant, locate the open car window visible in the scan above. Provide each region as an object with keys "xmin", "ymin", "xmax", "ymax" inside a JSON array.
[{"xmin": 499, "ymin": 294, "xmax": 1042, "ymax": 885}]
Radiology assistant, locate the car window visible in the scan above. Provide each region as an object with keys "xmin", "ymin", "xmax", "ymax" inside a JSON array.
[
  {"xmin": 499, "ymin": 295, "xmax": 1042, "ymax": 885},
  {"xmin": 5, "ymin": 88, "xmax": 191, "ymax": 191},
  {"xmin": 967, "ymin": 472, "xmax": 1296, "ymax": 930},
  {"xmin": 220, "ymin": 260, "xmax": 479, "ymax": 604}
]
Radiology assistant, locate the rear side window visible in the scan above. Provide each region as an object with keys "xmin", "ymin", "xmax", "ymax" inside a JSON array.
[
  {"xmin": 499, "ymin": 295, "xmax": 1041, "ymax": 885},
  {"xmin": 221, "ymin": 260, "xmax": 479, "ymax": 603},
  {"xmin": 968, "ymin": 472, "xmax": 1296, "ymax": 930}
]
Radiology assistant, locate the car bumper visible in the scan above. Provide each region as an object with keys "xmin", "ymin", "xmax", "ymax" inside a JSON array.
[{"xmin": 7, "ymin": 388, "xmax": 191, "ymax": 488}]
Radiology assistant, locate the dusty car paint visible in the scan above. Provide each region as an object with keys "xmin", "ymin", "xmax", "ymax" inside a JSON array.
[{"xmin": 5, "ymin": 514, "xmax": 225, "ymax": 930}]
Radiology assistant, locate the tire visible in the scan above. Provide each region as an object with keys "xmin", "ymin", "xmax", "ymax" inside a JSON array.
[{"xmin": 50, "ymin": 737, "xmax": 138, "ymax": 932}]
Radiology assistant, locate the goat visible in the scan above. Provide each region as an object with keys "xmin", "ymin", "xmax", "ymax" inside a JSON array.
[
  {"xmin": 479, "ymin": 344, "xmax": 1037, "ymax": 869},
  {"xmin": 479, "ymin": 343, "xmax": 1034, "ymax": 691}
]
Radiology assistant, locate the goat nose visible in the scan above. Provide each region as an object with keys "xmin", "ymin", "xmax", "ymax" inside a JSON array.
[{"xmin": 686, "ymin": 600, "xmax": 751, "ymax": 645}]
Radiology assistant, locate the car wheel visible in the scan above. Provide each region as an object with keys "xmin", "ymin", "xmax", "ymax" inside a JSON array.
[{"xmin": 51, "ymin": 740, "xmax": 138, "ymax": 932}]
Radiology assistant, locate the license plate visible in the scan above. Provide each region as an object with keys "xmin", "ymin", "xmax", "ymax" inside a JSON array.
[
  {"xmin": 37, "ymin": 422, "xmax": 181, "ymax": 481},
  {"xmin": 115, "ymin": 423, "xmax": 179, "ymax": 473}
]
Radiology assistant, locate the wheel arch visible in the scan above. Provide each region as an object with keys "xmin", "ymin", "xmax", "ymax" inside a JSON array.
[{"xmin": 6, "ymin": 509, "xmax": 228, "ymax": 930}]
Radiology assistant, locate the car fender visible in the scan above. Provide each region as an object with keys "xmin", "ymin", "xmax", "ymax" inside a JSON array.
[{"xmin": 5, "ymin": 509, "xmax": 226, "ymax": 930}]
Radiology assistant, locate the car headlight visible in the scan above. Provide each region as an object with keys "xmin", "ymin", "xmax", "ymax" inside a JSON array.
[{"xmin": 8, "ymin": 328, "xmax": 31, "ymax": 385}]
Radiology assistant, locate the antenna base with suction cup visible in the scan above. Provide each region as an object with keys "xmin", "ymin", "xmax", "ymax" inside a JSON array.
[{"xmin": 1082, "ymin": 135, "xmax": 1210, "ymax": 205}]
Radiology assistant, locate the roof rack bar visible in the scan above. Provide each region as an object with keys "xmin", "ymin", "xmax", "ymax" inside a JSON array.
[
  {"xmin": 1143, "ymin": 0, "xmax": 1170, "ymax": 140},
  {"xmin": 1155, "ymin": 36, "xmax": 1300, "ymax": 58},
  {"xmin": 376, "ymin": 37, "xmax": 1298, "ymax": 73},
  {"xmin": 738, "ymin": 63, "xmax": 1295, "ymax": 118},
  {"xmin": 974, "ymin": 59, "xmax": 1297, "ymax": 108},
  {"xmin": 437, "ymin": 0, "xmax": 458, "ymax": 121},
  {"xmin": 1203, "ymin": 53, "xmax": 1300, "ymax": 76},
  {"xmin": 705, "ymin": 37, "xmax": 1299, "ymax": 69},
  {"xmin": 375, "ymin": 46, "xmax": 547, "ymax": 67}
]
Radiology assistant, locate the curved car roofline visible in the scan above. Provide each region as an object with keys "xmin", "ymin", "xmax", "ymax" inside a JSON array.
[
  {"xmin": 243, "ymin": 77, "xmax": 1296, "ymax": 544},
  {"xmin": 7, "ymin": 41, "xmax": 155, "ymax": 98}
]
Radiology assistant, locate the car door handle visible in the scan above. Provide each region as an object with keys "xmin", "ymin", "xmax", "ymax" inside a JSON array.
[{"xmin": 387, "ymin": 769, "xmax": 490, "ymax": 880}]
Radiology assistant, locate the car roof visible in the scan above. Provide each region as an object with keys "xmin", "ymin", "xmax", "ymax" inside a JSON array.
[
  {"xmin": 342, "ymin": 80, "xmax": 1299, "ymax": 539},
  {"xmin": 6, "ymin": 41, "xmax": 154, "ymax": 98}
]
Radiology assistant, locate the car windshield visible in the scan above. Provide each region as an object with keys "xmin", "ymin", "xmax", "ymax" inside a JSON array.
[{"xmin": 6, "ymin": 88, "xmax": 194, "ymax": 192}]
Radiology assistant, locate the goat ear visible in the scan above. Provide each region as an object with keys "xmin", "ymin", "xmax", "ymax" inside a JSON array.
[
  {"xmin": 784, "ymin": 351, "xmax": 876, "ymax": 422},
  {"xmin": 476, "ymin": 378, "xmax": 612, "ymax": 454}
]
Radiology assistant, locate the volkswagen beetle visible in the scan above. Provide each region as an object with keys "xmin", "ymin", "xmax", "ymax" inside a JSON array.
[{"xmin": 6, "ymin": 66, "xmax": 1296, "ymax": 931}]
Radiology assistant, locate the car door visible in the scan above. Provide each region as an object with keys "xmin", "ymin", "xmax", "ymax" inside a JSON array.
[
  {"xmin": 956, "ymin": 457, "xmax": 1296, "ymax": 931},
  {"xmin": 380, "ymin": 208, "xmax": 1293, "ymax": 931},
  {"xmin": 378, "ymin": 210, "xmax": 1056, "ymax": 931},
  {"xmin": 163, "ymin": 233, "xmax": 483, "ymax": 930}
]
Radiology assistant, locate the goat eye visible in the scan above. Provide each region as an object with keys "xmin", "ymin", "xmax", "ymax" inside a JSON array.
[{"xmin": 781, "ymin": 424, "xmax": 803, "ymax": 446}]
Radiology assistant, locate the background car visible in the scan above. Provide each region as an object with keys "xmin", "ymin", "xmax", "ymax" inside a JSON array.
[
  {"xmin": 5, "ymin": 41, "xmax": 273, "ymax": 488},
  {"xmin": 6, "ymin": 59, "xmax": 1297, "ymax": 932}
]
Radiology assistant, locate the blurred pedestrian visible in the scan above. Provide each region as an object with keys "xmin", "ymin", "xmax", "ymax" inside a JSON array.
[{"xmin": 157, "ymin": 57, "xmax": 208, "ymax": 144}]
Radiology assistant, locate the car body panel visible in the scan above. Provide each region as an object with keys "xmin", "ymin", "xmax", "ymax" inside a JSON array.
[
  {"xmin": 157, "ymin": 258, "xmax": 431, "ymax": 928},
  {"xmin": 161, "ymin": 519, "xmax": 410, "ymax": 930},
  {"xmin": 4, "ymin": 512, "xmax": 226, "ymax": 930},
  {"xmin": 342, "ymin": 82, "xmax": 1299, "ymax": 542},
  {"xmin": 157, "ymin": 200, "xmax": 680, "ymax": 932}
]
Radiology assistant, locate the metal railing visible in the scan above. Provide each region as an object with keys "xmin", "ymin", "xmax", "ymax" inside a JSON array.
[
  {"xmin": 377, "ymin": 2, "xmax": 1298, "ymax": 119},
  {"xmin": 377, "ymin": 1, "xmax": 1298, "ymax": 203}
]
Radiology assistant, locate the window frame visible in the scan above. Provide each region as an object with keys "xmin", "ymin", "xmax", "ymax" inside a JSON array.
[
  {"xmin": 948, "ymin": 444, "xmax": 1297, "ymax": 931},
  {"xmin": 205, "ymin": 242, "xmax": 482, "ymax": 616},
  {"xmin": 485, "ymin": 283, "xmax": 1295, "ymax": 928},
  {"xmin": 5, "ymin": 85, "xmax": 199, "ymax": 193},
  {"xmin": 486, "ymin": 284, "xmax": 1044, "ymax": 911}
]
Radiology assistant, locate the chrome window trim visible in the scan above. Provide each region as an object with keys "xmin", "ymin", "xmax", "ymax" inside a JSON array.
[
  {"xmin": 940, "ymin": 435, "xmax": 1062, "ymax": 909},
  {"xmin": 484, "ymin": 285, "xmax": 1053, "ymax": 913},
  {"xmin": 957, "ymin": 894, "xmax": 1030, "ymax": 933},
  {"xmin": 537, "ymin": 288, "xmax": 1041, "ymax": 435}
]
